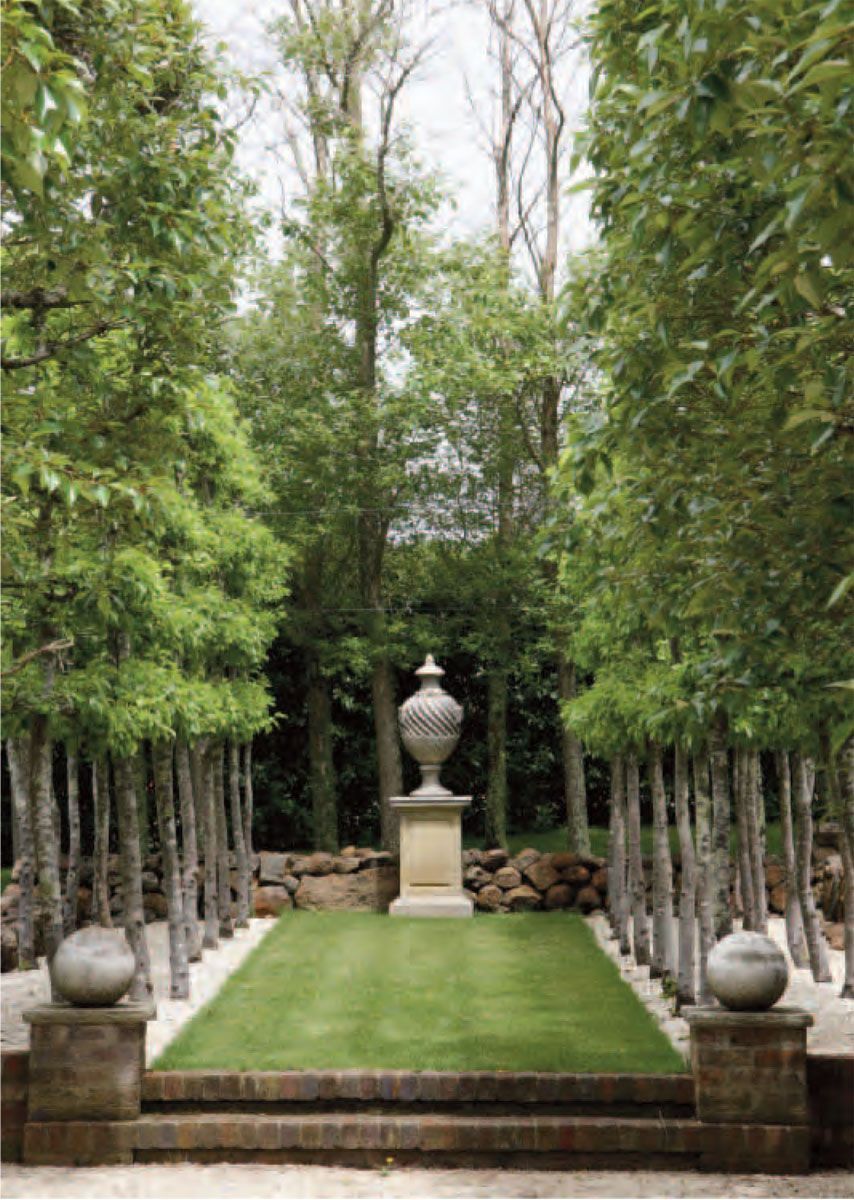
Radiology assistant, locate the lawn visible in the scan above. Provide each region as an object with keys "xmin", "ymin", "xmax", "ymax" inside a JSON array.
[
  {"xmin": 156, "ymin": 911, "xmax": 684, "ymax": 1074},
  {"xmin": 471, "ymin": 823, "xmax": 783, "ymax": 860}
]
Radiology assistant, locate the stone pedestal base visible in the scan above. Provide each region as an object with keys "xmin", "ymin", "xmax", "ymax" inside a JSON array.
[
  {"xmin": 23, "ymin": 1000, "xmax": 155, "ymax": 1123},
  {"xmin": 389, "ymin": 894, "xmax": 474, "ymax": 918},
  {"xmin": 389, "ymin": 796, "xmax": 473, "ymax": 919}
]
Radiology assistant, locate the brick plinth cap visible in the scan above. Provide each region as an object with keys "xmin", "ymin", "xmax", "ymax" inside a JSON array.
[
  {"xmin": 23, "ymin": 1000, "xmax": 156, "ymax": 1026},
  {"xmin": 683, "ymin": 1005, "xmax": 814, "ymax": 1029}
]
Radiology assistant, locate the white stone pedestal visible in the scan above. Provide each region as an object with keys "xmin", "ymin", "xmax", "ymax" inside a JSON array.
[{"xmin": 389, "ymin": 796, "xmax": 473, "ymax": 918}]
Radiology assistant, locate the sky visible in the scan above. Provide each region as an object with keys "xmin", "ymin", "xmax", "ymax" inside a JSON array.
[{"xmin": 192, "ymin": 0, "xmax": 595, "ymax": 269}]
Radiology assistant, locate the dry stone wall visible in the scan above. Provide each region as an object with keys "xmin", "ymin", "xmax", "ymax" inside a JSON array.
[{"xmin": 0, "ymin": 839, "xmax": 844, "ymax": 970}]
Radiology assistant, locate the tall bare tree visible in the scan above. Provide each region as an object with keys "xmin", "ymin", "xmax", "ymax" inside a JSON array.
[{"xmin": 5, "ymin": 736, "xmax": 37, "ymax": 969}]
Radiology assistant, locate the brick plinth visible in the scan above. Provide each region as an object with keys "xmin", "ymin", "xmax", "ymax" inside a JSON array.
[
  {"xmin": 23, "ymin": 1001, "xmax": 154, "ymax": 1127},
  {"xmin": 685, "ymin": 1006, "xmax": 813, "ymax": 1171},
  {"xmin": 1, "ymin": 1050, "xmax": 30, "ymax": 1162}
]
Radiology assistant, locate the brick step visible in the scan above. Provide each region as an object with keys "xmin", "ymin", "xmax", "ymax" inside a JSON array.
[
  {"xmin": 142, "ymin": 1069, "xmax": 694, "ymax": 1117},
  {"xmin": 23, "ymin": 1112, "xmax": 810, "ymax": 1172}
]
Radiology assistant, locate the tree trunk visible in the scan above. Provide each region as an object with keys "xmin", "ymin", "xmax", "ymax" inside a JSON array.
[
  {"xmin": 747, "ymin": 749, "xmax": 767, "ymax": 932},
  {"xmin": 835, "ymin": 737, "xmax": 854, "ymax": 999},
  {"xmin": 674, "ymin": 744, "xmax": 696, "ymax": 1007},
  {"xmin": 90, "ymin": 757, "xmax": 112, "ymax": 927},
  {"xmin": 558, "ymin": 658, "xmax": 590, "ymax": 854},
  {"xmin": 152, "ymin": 740, "xmax": 189, "ymax": 999},
  {"xmin": 63, "ymin": 747, "xmax": 80, "ymax": 936},
  {"xmin": 776, "ymin": 751, "xmax": 807, "ymax": 966},
  {"xmin": 692, "ymin": 752, "xmax": 715, "ymax": 1003},
  {"xmin": 648, "ymin": 743, "xmax": 675, "ymax": 980},
  {"xmin": 372, "ymin": 652, "xmax": 402, "ymax": 853},
  {"xmin": 175, "ymin": 741, "xmax": 201, "ymax": 960},
  {"xmin": 112, "ymin": 754, "xmax": 152, "ymax": 1002},
  {"xmin": 135, "ymin": 747, "xmax": 150, "ymax": 862},
  {"xmin": 734, "ymin": 747, "xmax": 756, "ymax": 932},
  {"xmin": 792, "ymin": 752, "xmax": 832, "ymax": 982},
  {"xmin": 609, "ymin": 753, "xmax": 630, "ymax": 954},
  {"xmin": 190, "ymin": 741, "xmax": 206, "ymax": 859},
  {"xmin": 485, "ymin": 668, "xmax": 509, "ymax": 848},
  {"xmin": 228, "ymin": 741, "xmax": 250, "ymax": 927},
  {"xmin": 30, "ymin": 713, "xmax": 64, "ymax": 992},
  {"xmin": 710, "ymin": 722, "xmax": 733, "ymax": 939},
  {"xmin": 201, "ymin": 743, "xmax": 218, "ymax": 950},
  {"xmin": 626, "ymin": 750, "xmax": 650, "ymax": 966},
  {"xmin": 242, "ymin": 742, "xmax": 254, "ymax": 870},
  {"xmin": 306, "ymin": 653, "xmax": 338, "ymax": 852},
  {"xmin": 212, "ymin": 742, "xmax": 234, "ymax": 938},
  {"xmin": 6, "ymin": 735, "xmax": 37, "ymax": 969}
]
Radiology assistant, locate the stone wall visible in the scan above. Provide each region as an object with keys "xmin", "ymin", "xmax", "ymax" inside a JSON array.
[{"xmin": 1, "ymin": 839, "xmax": 844, "ymax": 971}]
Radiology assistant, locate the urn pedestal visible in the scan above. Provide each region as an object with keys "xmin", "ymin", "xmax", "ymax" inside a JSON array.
[{"xmin": 390, "ymin": 655, "xmax": 473, "ymax": 919}]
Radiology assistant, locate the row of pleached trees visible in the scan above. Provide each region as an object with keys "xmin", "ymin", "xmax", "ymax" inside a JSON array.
[
  {"xmin": 2, "ymin": 0, "xmax": 285, "ymax": 999},
  {"xmin": 559, "ymin": 0, "xmax": 853, "ymax": 999}
]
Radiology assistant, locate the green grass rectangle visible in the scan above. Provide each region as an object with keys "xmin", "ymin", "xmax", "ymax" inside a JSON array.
[{"xmin": 156, "ymin": 912, "xmax": 685, "ymax": 1074}]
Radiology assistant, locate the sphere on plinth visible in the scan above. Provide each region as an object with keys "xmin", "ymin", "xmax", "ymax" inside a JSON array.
[
  {"xmin": 707, "ymin": 930, "xmax": 789, "ymax": 1011},
  {"xmin": 50, "ymin": 926, "xmax": 135, "ymax": 1007},
  {"xmin": 398, "ymin": 654, "xmax": 463, "ymax": 796}
]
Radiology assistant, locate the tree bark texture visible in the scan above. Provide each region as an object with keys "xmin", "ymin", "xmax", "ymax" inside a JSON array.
[
  {"xmin": 134, "ymin": 747, "xmax": 150, "ymax": 861},
  {"xmin": 212, "ymin": 742, "xmax": 234, "ymax": 938},
  {"xmin": 175, "ymin": 741, "xmax": 202, "ymax": 961},
  {"xmin": 29, "ymin": 713, "xmax": 63, "ymax": 993},
  {"xmin": 485, "ymin": 668, "xmax": 509, "ymax": 848},
  {"xmin": 90, "ymin": 757, "xmax": 112, "ymax": 927},
  {"xmin": 228, "ymin": 741, "xmax": 250, "ymax": 928},
  {"xmin": 6, "ymin": 736, "xmax": 37, "ymax": 969},
  {"xmin": 674, "ymin": 744, "xmax": 696, "ymax": 1007},
  {"xmin": 558, "ymin": 658, "xmax": 590, "ymax": 855},
  {"xmin": 112, "ymin": 754, "xmax": 152, "ymax": 1002},
  {"xmin": 692, "ymin": 752, "xmax": 715, "ymax": 1003},
  {"xmin": 734, "ymin": 748, "xmax": 756, "ymax": 931},
  {"xmin": 837, "ymin": 736, "xmax": 854, "ymax": 999},
  {"xmin": 152, "ymin": 740, "xmax": 189, "ymax": 999},
  {"xmin": 648, "ymin": 743, "xmax": 675, "ymax": 980},
  {"xmin": 190, "ymin": 741, "xmax": 206, "ymax": 858},
  {"xmin": 372, "ymin": 651, "xmax": 402, "ymax": 853},
  {"xmin": 747, "ymin": 749, "xmax": 767, "ymax": 932},
  {"xmin": 201, "ymin": 743, "xmax": 219, "ymax": 950},
  {"xmin": 242, "ymin": 742, "xmax": 254, "ymax": 870},
  {"xmin": 608, "ymin": 753, "xmax": 630, "ymax": 954},
  {"xmin": 63, "ymin": 748, "xmax": 80, "ymax": 936},
  {"xmin": 306, "ymin": 653, "xmax": 338, "ymax": 852},
  {"xmin": 626, "ymin": 751, "xmax": 650, "ymax": 966},
  {"xmin": 710, "ymin": 723, "xmax": 733, "ymax": 938},
  {"xmin": 775, "ymin": 751, "xmax": 808, "ymax": 967},
  {"xmin": 792, "ymin": 753, "xmax": 832, "ymax": 983}
]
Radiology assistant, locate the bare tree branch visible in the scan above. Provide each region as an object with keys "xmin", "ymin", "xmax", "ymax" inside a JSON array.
[
  {"xmin": 2, "ymin": 319, "xmax": 124, "ymax": 370},
  {"xmin": 2, "ymin": 639, "xmax": 74, "ymax": 678}
]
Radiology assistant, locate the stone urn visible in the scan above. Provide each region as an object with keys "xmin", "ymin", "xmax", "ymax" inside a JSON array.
[
  {"xmin": 398, "ymin": 654, "xmax": 463, "ymax": 796},
  {"xmin": 707, "ymin": 931, "xmax": 789, "ymax": 1011},
  {"xmin": 49, "ymin": 926, "xmax": 135, "ymax": 1007}
]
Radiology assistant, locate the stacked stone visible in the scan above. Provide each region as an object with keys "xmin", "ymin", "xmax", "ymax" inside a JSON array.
[{"xmin": 463, "ymin": 847, "xmax": 608, "ymax": 913}]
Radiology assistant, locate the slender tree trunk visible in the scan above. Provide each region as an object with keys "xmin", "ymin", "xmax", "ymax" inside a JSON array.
[
  {"xmin": 190, "ymin": 742, "xmax": 206, "ymax": 859},
  {"xmin": 112, "ymin": 754, "xmax": 152, "ymax": 1002},
  {"xmin": 776, "ymin": 751, "xmax": 808, "ymax": 967},
  {"xmin": 626, "ymin": 750, "xmax": 650, "ymax": 966},
  {"xmin": 63, "ymin": 747, "xmax": 80, "ymax": 936},
  {"xmin": 152, "ymin": 740, "xmax": 189, "ymax": 999},
  {"xmin": 609, "ymin": 753, "xmax": 630, "ymax": 954},
  {"xmin": 674, "ymin": 744, "xmax": 696, "ymax": 1007},
  {"xmin": 91, "ymin": 757, "xmax": 112, "ymax": 927},
  {"xmin": 135, "ymin": 747, "xmax": 150, "ymax": 862},
  {"xmin": 692, "ymin": 752, "xmax": 715, "ymax": 1003},
  {"xmin": 747, "ymin": 750, "xmax": 767, "ymax": 932},
  {"xmin": 306, "ymin": 653, "xmax": 338, "ymax": 852},
  {"xmin": 840, "ymin": 825, "xmax": 854, "ymax": 1000},
  {"xmin": 648, "ymin": 742, "xmax": 675, "ymax": 980},
  {"xmin": 710, "ymin": 722, "xmax": 733, "ymax": 938},
  {"xmin": 242, "ymin": 742, "xmax": 254, "ymax": 869},
  {"xmin": 6, "ymin": 735, "xmax": 37, "ymax": 969},
  {"xmin": 821, "ymin": 733, "xmax": 854, "ymax": 998},
  {"xmin": 373, "ymin": 653, "xmax": 402, "ymax": 853},
  {"xmin": 792, "ymin": 753, "xmax": 832, "ymax": 982},
  {"xmin": 175, "ymin": 741, "xmax": 201, "ymax": 961},
  {"xmin": 485, "ymin": 668, "xmax": 509, "ymax": 848},
  {"xmin": 212, "ymin": 742, "xmax": 233, "ymax": 938},
  {"xmin": 201, "ymin": 743, "xmax": 218, "ymax": 950},
  {"xmin": 558, "ymin": 658, "xmax": 590, "ymax": 854},
  {"xmin": 228, "ymin": 741, "xmax": 250, "ymax": 927},
  {"xmin": 30, "ymin": 713, "xmax": 64, "ymax": 992},
  {"xmin": 734, "ymin": 747, "xmax": 756, "ymax": 931}
]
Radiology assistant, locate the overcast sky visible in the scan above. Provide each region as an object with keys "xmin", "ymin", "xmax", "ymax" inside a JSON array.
[{"xmin": 192, "ymin": 0, "xmax": 595, "ymax": 268}]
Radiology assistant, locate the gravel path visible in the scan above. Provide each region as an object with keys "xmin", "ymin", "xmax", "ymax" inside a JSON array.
[
  {"xmin": 587, "ymin": 913, "xmax": 854, "ymax": 1058},
  {"xmin": 1, "ymin": 918, "xmax": 276, "ymax": 1064},
  {"xmin": 2, "ymin": 1165, "xmax": 853, "ymax": 1198}
]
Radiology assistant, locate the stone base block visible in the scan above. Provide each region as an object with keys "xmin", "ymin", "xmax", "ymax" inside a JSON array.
[{"xmin": 390, "ymin": 895, "xmax": 474, "ymax": 919}]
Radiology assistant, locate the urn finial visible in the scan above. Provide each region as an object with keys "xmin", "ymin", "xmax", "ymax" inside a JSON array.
[{"xmin": 398, "ymin": 655, "xmax": 463, "ymax": 796}]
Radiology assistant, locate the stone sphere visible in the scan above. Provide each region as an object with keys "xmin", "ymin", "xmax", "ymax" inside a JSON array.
[
  {"xmin": 50, "ymin": 926, "xmax": 135, "ymax": 1007},
  {"xmin": 707, "ymin": 931, "xmax": 789, "ymax": 1011}
]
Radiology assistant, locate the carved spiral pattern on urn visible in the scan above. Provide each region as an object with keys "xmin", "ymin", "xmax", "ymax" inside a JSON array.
[{"xmin": 398, "ymin": 654, "xmax": 463, "ymax": 795}]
